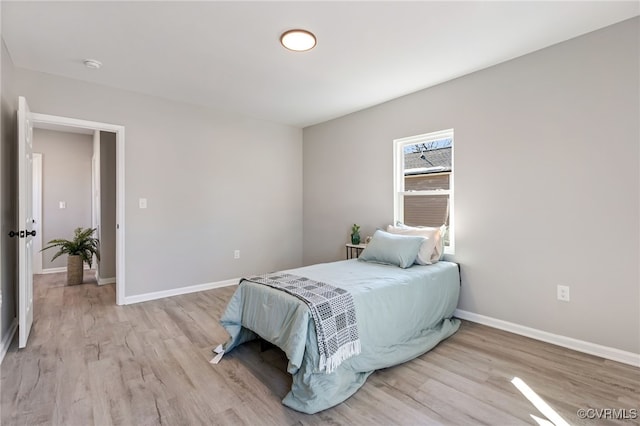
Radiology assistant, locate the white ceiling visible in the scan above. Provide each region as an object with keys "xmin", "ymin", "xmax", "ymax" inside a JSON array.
[{"xmin": 3, "ymin": 1, "xmax": 638, "ymax": 128}]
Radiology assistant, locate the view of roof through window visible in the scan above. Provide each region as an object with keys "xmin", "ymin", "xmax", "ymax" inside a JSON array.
[{"xmin": 404, "ymin": 137, "xmax": 452, "ymax": 176}]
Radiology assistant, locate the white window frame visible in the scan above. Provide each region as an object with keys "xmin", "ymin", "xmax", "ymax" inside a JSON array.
[{"xmin": 393, "ymin": 129, "xmax": 454, "ymax": 254}]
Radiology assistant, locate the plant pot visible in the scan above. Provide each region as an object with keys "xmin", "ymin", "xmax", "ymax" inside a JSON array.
[
  {"xmin": 351, "ymin": 233, "xmax": 361, "ymax": 245},
  {"xmin": 67, "ymin": 255, "xmax": 83, "ymax": 285}
]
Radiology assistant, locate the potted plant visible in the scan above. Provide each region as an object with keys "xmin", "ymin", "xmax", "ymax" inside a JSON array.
[
  {"xmin": 351, "ymin": 223, "xmax": 361, "ymax": 245},
  {"xmin": 41, "ymin": 227, "xmax": 100, "ymax": 285}
]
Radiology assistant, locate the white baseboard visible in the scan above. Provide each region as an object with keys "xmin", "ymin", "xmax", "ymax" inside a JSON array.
[
  {"xmin": 124, "ymin": 278, "xmax": 239, "ymax": 305},
  {"xmin": 97, "ymin": 276, "xmax": 116, "ymax": 286},
  {"xmin": 0, "ymin": 318, "xmax": 18, "ymax": 364},
  {"xmin": 454, "ymin": 309, "xmax": 640, "ymax": 367}
]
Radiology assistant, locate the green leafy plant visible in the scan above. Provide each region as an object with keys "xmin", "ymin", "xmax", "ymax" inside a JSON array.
[
  {"xmin": 350, "ymin": 223, "xmax": 361, "ymax": 244},
  {"xmin": 41, "ymin": 227, "xmax": 101, "ymax": 267}
]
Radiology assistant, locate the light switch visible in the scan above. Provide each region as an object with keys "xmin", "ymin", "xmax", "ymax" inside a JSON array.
[
  {"xmin": 139, "ymin": 198, "xmax": 147, "ymax": 209},
  {"xmin": 59, "ymin": 201, "xmax": 66, "ymax": 209}
]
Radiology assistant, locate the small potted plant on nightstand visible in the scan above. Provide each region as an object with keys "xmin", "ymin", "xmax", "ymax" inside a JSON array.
[
  {"xmin": 41, "ymin": 227, "xmax": 100, "ymax": 286},
  {"xmin": 351, "ymin": 224, "xmax": 361, "ymax": 245}
]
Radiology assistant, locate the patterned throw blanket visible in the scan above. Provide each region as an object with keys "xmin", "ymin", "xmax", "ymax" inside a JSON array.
[{"xmin": 243, "ymin": 273, "xmax": 361, "ymax": 374}]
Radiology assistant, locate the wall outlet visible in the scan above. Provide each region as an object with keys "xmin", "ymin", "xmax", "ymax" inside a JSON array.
[
  {"xmin": 138, "ymin": 198, "xmax": 147, "ymax": 209},
  {"xmin": 59, "ymin": 201, "xmax": 66, "ymax": 209},
  {"xmin": 234, "ymin": 250, "xmax": 240, "ymax": 259},
  {"xmin": 557, "ymin": 285, "xmax": 570, "ymax": 302}
]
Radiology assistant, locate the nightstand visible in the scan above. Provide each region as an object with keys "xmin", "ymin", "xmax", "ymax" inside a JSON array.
[{"xmin": 345, "ymin": 243, "xmax": 367, "ymax": 259}]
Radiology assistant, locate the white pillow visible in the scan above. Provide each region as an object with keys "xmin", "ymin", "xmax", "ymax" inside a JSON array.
[{"xmin": 386, "ymin": 224, "xmax": 443, "ymax": 264}]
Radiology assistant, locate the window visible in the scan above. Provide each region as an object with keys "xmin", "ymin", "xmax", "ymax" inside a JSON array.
[{"xmin": 393, "ymin": 129, "xmax": 454, "ymax": 252}]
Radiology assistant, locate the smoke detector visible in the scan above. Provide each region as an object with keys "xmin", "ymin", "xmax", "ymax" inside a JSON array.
[{"xmin": 83, "ymin": 59, "xmax": 102, "ymax": 69}]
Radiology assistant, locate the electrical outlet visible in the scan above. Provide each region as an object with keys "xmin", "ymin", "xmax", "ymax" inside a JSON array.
[
  {"xmin": 234, "ymin": 250, "xmax": 240, "ymax": 259},
  {"xmin": 557, "ymin": 285, "xmax": 570, "ymax": 302}
]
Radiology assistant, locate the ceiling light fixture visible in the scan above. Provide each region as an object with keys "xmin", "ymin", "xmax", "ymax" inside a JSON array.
[
  {"xmin": 83, "ymin": 59, "xmax": 102, "ymax": 69},
  {"xmin": 280, "ymin": 29, "xmax": 316, "ymax": 52}
]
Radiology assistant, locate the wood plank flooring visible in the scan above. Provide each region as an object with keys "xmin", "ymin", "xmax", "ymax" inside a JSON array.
[{"xmin": 1, "ymin": 272, "xmax": 638, "ymax": 425}]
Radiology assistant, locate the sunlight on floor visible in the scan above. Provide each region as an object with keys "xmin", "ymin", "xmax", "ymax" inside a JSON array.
[
  {"xmin": 511, "ymin": 377, "xmax": 570, "ymax": 426},
  {"xmin": 530, "ymin": 414, "xmax": 556, "ymax": 426}
]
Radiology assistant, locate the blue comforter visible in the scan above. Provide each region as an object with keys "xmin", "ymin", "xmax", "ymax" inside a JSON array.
[{"xmin": 220, "ymin": 259, "xmax": 460, "ymax": 414}]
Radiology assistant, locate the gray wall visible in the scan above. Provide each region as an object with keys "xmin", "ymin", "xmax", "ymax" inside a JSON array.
[
  {"xmin": 33, "ymin": 129, "xmax": 93, "ymax": 269},
  {"xmin": 99, "ymin": 131, "xmax": 116, "ymax": 280},
  {"xmin": 303, "ymin": 18, "xmax": 639, "ymax": 354},
  {"xmin": 1, "ymin": 39, "xmax": 18, "ymax": 342},
  {"xmin": 6, "ymin": 54, "xmax": 303, "ymax": 301}
]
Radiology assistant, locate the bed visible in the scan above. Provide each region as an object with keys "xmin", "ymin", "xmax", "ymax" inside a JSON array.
[{"xmin": 219, "ymin": 257, "xmax": 460, "ymax": 414}]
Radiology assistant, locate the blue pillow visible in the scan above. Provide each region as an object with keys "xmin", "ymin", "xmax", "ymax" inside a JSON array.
[{"xmin": 358, "ymin": 230, "xmax": 425, "ymax": 268}]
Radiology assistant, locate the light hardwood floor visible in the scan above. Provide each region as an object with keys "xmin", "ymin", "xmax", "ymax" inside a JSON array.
[{"xmin": 1, "ymin": 272, "xmax": 638, "ymax": 425}]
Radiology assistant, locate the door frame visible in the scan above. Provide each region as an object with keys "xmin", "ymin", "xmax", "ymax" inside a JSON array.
[
  {"xmin": 30, "ymin": 112, "xmax": 126, "ymax": 305},
  {"xmin": 91, "ymin": 131, "xmax": 101, "ymax": 279}
]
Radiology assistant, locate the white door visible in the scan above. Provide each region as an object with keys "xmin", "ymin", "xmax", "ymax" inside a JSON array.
[{"xmin": 18, "ymin": 96, "xmax": 35, "ymax": 348}]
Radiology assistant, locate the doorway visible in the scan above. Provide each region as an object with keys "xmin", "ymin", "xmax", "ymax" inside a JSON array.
[
  {"xmin": 29, "ymin": 113, "xmax": 126, "ymax": 306},
  {"xmin": 31, "ymin": 129, "xmax": 116, "ymax": 287}
]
